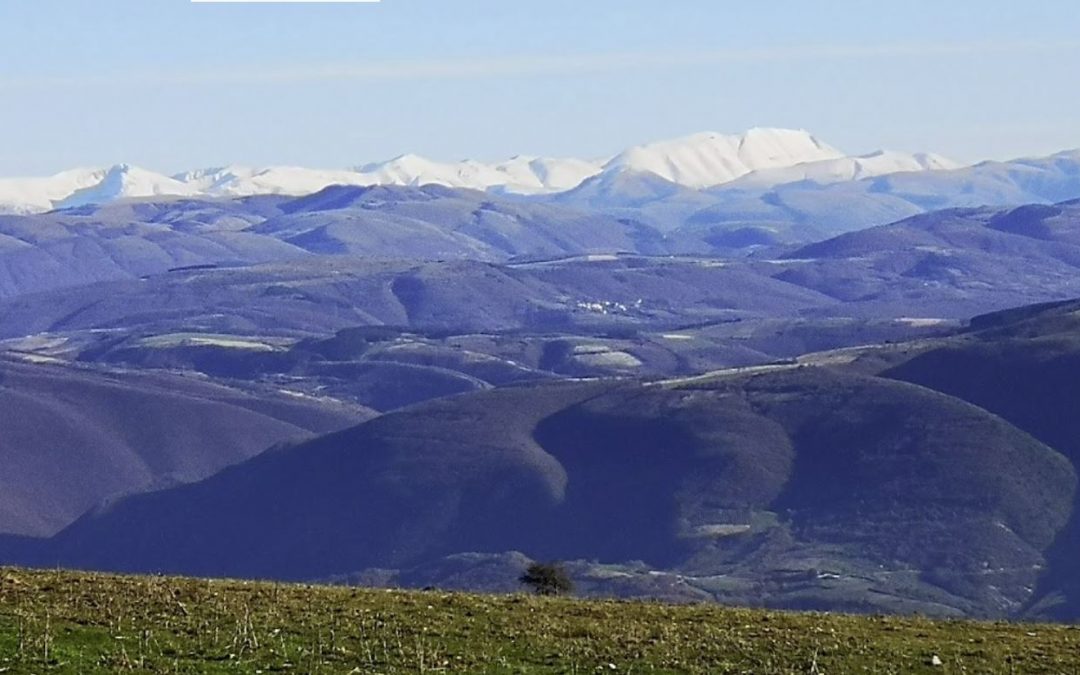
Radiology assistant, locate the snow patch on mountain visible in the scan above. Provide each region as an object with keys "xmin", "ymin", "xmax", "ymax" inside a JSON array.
[
  {"xmin": 726, "ymin": 151, "xmax": 964, "ymax": 189},
  {"xmin": 352, "ymin": 154, "xmax": 604, "ymax": 193},
  {"xmin": 176, "ymin": 165, "xmax": 370, "ymax": 197},
  {"xmin": 490, "ymin": 156, "xmax": 605, "ymax": 193}
]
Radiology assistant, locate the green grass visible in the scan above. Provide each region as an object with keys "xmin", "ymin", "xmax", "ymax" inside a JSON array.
[{"xmin": 2, "ymin": 568, "xmax": 1080, "ymax": 673}]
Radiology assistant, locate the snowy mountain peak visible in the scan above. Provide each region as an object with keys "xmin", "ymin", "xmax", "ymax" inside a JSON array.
[
  {"xmin": 603, "ymin": 128, "xmax": 845, "ymax": 188},
  {"xmin": 741, "ymin": 127, "xmax": 839, "ymax": 153},
  {"xmin": 369, "ymin": 153, "xmax": 431, "ymax": 169},
  {"xmin": 56, "ymin": 165, "xmax": 198, "ymax": 210}
]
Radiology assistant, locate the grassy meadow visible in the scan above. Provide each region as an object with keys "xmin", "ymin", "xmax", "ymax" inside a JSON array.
[{"xmin": 2, "ymin": 567, "xmax": 1079, "ymax": 673}]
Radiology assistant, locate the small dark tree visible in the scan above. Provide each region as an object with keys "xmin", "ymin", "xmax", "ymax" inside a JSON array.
[{"xmin": 519, "ymin": 562, "xmax": 574, "ymax": 596}]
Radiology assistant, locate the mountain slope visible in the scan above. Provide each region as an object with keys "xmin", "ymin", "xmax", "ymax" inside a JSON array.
[
  {"xmin": 727, "ymin": 150, "xmax": 962, "ymax": 189},
  {"xmin": 766, "ymin": 200, "xmax": 1080, "ymax": 317},
  {"xmin": 0, "ymin": 186, "xmax": 671, "ymax": 299},
  {"xmin": 869, "ymin": 299, "xmax": 1080, "ymax": 621},
  {"xmin": 0, "ymin": 357, "xmax": 373, "ymax": 537}
]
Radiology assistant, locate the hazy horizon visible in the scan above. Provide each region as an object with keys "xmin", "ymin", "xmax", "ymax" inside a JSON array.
[{"xmin": 1, "ymin": 0, "xmax": 1077, "ymax": 175}]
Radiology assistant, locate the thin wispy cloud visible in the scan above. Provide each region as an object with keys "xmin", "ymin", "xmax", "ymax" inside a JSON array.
[{"xmin": 3, "ymin": 41, "xmax": 1079, "ymax": 90}]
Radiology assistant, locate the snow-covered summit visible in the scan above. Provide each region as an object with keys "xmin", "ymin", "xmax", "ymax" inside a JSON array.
[
  {"xmin": 0, "ymin": 167, "xmax": 119, "ymax": 214},
  {"xmin": 56, "ymin": 164, "xmax": 199, "ymax": 209},
  {"xmin": 602, "ymin": 128, "xmax": 845, "ymax": 188}
]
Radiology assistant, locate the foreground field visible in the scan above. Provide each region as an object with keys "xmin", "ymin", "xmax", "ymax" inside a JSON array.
[{"xmin": 1, "ymin": 568, "xmax": 1079, "ymax": 673}]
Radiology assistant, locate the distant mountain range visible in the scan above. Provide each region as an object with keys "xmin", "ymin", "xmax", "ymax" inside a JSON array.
[
  {"xmin": 3, "ymin": 128, "xmax": 1078, "ymax": 248},
  {"xmin": 0, "ymin": 128, "xmax": 960, "ymax": 213}
]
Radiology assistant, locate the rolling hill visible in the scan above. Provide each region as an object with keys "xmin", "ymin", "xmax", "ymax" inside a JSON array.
[
  {"xmin": 0, "ymin": 356, "xmax": 373, "ymax": 537},
  {"xmin": 770, "ymin": 200, "xmax": 1080, "ymax": 317},
  {"xmin": 4, "ymin": 357, "xmax": 1074, "ymax": 618},
  {"xmin": 7, "ymin": 195, "xmax": 1080, "ymax": 344},
  {"xmin": 0, "ymin": 187, "xmax": 662, "ymax": 299},
  {"xmin": 866, "ymin": 299, "xmax": 1080, "ymax": 621}
]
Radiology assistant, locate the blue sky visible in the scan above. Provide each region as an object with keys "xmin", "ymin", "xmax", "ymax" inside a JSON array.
[{"xmin": 0, "ymin": 0, "xmax": 1077, "ymax": 175}]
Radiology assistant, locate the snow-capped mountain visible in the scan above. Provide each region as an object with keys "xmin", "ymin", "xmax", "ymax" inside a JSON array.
[
  {"xmin": 57, "ymin": 165, "xmax": 200, "ymax": 210},
  {"xmin": 0, "ymin": 128, "xmax": 965, "ymax": 214},
  {"xmin": 0, "ymin": 167, "xmax": 120, "ymax": 214},
  {"xmin": 601, "ymin": 128, "xmax": 844, "ymax": 188}
]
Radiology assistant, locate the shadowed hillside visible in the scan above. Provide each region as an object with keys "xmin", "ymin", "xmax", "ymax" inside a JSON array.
[
  {"xmin": 878, "ymin": 299, "xmax": 1080, "ymax": 620},
  {"xmin": 0, "ymin": 357, "xmax": 373, "ymax": 537},
  {"xmin": 5, "ymin": 365, "xmax": 1073, "ymax": 618}
]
